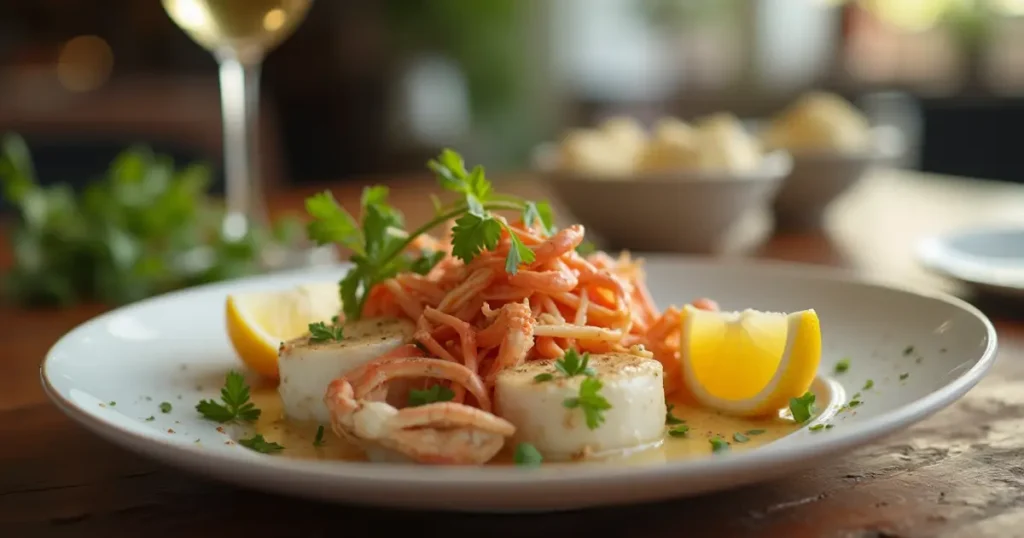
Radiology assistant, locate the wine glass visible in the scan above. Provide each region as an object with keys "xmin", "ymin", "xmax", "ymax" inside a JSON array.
[{"xmin": 162, "ymin": 0, "xmax": 316, "ymax": 259}]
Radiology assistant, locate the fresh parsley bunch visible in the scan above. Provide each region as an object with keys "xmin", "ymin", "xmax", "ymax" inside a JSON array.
[
  {"xmin": 305, "ymin": 148, "xmax": 557, "ymax": 321},
  {"xmin": 0, "ymin": 133, "xmax": 302, "ymax": 306}
]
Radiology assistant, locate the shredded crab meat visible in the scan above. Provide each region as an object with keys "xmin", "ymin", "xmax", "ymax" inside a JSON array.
[{"xmin": 350, "ymin": 221, "xmax": 719, "ymax": 405}]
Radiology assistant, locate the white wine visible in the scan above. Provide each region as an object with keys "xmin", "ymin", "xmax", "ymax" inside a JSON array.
[{"xmin": 162, "ymin": 0, "xmax": 313, "ymax": 58}]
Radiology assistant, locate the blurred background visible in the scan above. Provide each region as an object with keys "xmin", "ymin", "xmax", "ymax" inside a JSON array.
[
  {"xmin": 6, "ymin": 0, "xmax": 1024, "ymax": 307},
  {"xmin": 6, "ymin": 0, "xmax": 1024, "ymax": 190}
]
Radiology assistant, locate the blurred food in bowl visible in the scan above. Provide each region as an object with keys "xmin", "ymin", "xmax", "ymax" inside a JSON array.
[
  {"xmin": 534, "ymin": 114, "xmax": 790, "ymax": 253},
  {"xmin": 556, "ymin": 113, "xmax": 765, "ymax": 177},
  {"xmin": 761, "ymin": 91, "xmax": 873, "ymax": 155},
  {"xmin": 759, "ymin": 91, "xmax": 904, "ymax": 230}
]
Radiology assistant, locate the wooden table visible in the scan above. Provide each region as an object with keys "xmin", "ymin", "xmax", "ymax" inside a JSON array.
[{"xmin": 5, "ymin": 168, "xmax": 1024, "ymax": 537}]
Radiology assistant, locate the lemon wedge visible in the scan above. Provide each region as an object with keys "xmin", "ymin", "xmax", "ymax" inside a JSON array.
[
  {"xmin": 678, "ymin": 304, "xmax": 821, "ymax": 417},
  {"xmin": 225, "ymin": 282, "xmax": 341, "ymax": 380}
]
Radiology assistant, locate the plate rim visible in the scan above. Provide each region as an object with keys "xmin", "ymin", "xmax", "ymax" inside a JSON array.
[{"xmin": 40, "ymin": 257, "xmax": 999, "ymax": 489}]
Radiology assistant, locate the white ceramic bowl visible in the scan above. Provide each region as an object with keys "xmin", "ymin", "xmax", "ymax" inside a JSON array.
[
  {"xmin": 534, "ymin": 147, "xmax": 791, "ymax": 253},
  {"xmin": 770, "ymin": 125, "xmax": 905, "ymax": 231}
]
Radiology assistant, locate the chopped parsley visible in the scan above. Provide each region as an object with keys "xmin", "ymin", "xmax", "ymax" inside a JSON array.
[
  {"xmin": 563, "ymin": 377, "xmax": 611, "ymax": 429},
  {"xmin": 834, "ymin": 358, "xmax": 850, "ymax": 374},
  {"xmin": 665, "ymin": 404, "xmax": 685, "ymax": 425},
  {"xmin": 732, "ymin": 432, "xmax": 750, "ymax": 443},
  {"xmin": 848, "ymin": 399, "xmax": 862, "ymax": 408},
  {"xmin": 710, "ymin": 437, "xmax": 730, "ymax": 453},
  {"xmin": 745, "ymin": 429, "xmax": 766, "ymax": 436},
  {"xmin": 145, "ymin": 416, "xmax": 155, "ymax": 422},
  {"xmin": 668, "ymin": 425, "xmax": 690, "ymax": 437},
  {"xmin": 407, "ymin": 384, "xmax": 455, "ymax": 407},
  {"xmin": 108, "ymin": 401, "xmax": 116, "ymax": 406},
  {"xmin": 513, "ymin": 443, "xmax": 543, "ymax": 466},
  {"xmin": 862, "ymin": 379, "xmax": 874, "ymax": 390},
  {"xmin": 195, "ymin": 371, "xmax": 261, "ymax": 423},
  {"xmin": 159, "ymin": 402, "xmax": 172, "ymax": 414},
  {"xmin": 238, "ymin": 434, "xmax": 284, "ymax": 454},
  {"xmin": 533, "ymin": 373, "xmax": 554, "ymax": 383},
  {"xmin": 555, "ymin": 349, "xmax": 595, "ymax": 377},
  {"xmin": 313, "ymin": 425, "xmax": 325, "ymax": 447},
  {"xmin": 899, "ymin": 373, "xmax": 909, "ymax": 381},
  {"xmin": 903, "ymin": 345, "xmax": 915, "ymax": 356},
  {"xmin": 308, "ymin": 321, "xmax": 344, "ymax": 343},
  {"xmin": 789, "ymin": 392, "xmax": 816, "ymax": 423},
  {"xmin": 809, "ymin": 424, "xmax": 826, "ymax": 432}
]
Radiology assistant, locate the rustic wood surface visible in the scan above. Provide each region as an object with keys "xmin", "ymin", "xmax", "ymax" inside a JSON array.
[{"xmin": 4, "ymin": 168, "xmax": 1024, "ymax": 537}]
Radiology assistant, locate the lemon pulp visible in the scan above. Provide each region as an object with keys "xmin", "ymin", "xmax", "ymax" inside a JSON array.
[
  {"xmin": 679, "ymin": 305, "xmax": 821, "ymax": 417},
  {"xmin": 225, "ymin": 282, "xmax": 340, "ymax": 379}
]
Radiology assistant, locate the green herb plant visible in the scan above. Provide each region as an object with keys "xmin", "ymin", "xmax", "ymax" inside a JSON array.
[{"xmin": 0, "ymin": 133, "xmax": 301, "ymax": 306}]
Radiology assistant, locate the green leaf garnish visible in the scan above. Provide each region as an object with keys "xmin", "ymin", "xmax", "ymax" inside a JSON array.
[
  {"xmin": 555, "ymin": 349, "xmax": 595, "ymax": 378},
  {"xmin": 668, "ymin": 425, "xmax": 690, "ymax": 437},
  {"xmin": 159, "ymin": 402, "xmax": 172, "ymax": 414},
  {"xmin": 788, "ymin": 391, "xmax": 816, "ymax": 423},
  {"xmin": 834, "ymin": 358, "xmax": 850, "ymax": 374},
  {"xmin": 195, "ymin": 371, "xmax": 261, "ymax": 423},
  {"xmin": 450, "ymin": 213, "xmax": 501, "ymax": 264},
  {"xmin": 522, "ymin": 201, "xmax": 556, "ymax": 236},
  {"xmin": 899, "ymin": 373, "xmax": 909, "ymax": 381},
  {"xmin": 745, "ymin": 429, "xmax": 766, "ymax": 435},
  {"xmin": 408, "ymin": 384, "xmax": 455, "ymax": 407},
  {"xmin": 533, "ymin": 373, "xmax": 554, "ymax": 383},
  {"xmin": 502, "ymin": 223, "xmax": 536, "ymax": 274},
  {"xmin": 145, "ymin": 416, "xmax": 155, "ymax": 422},
  {"xmin": 563, "ymin": 377, "xmax": 612, "ymax": 430},
  {"xmin": 733, "ymin": 432, "xmax": 750, "ymax": 443},
  {"xmin": 305, "ymin": 192, "xmax": 362, "ymax": 252},
  {"xmin": 809, "ymin": 424, "xmax": 826, "ymax": 432},
  {"xmin": 513, "ymin": 443, "xmax": 543, "ymax": 466},
  {"xmin": 313, "ymin": 425, "xmax": 325, "ymax": 447},
  {"xmin": 863, "ymin": 379, "xmax": 874, "ymax": 390},
  {"xmin": 848, "ymin": 399, "xmax": 862, "ymax": 408},
  {"xmin": 665, "ymin": 404, "xmax": 685, "ymax": 425},
  {"xmin": 710, "ymin": 437, "xmax": 730, "ymax": 453},
  {"xmin": 308, "ymin": 321, "xmax": 344, "ymax": 343},
  {"xmin": 238, "ymin": 434, "xmax": 284, "ymax": 454}
]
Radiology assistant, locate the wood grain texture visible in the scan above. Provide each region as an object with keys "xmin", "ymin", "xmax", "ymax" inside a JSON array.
[{"xmin": 3, "ymin": 169, "xmax": 1024, "ymax": 537}]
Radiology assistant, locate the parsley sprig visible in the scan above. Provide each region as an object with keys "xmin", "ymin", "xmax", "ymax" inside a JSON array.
[
  {"xmin": 238, "ymin": 434, "xmax": 284, "ymax": 454},
  {"xmin": 789, "ymin": 391, "xmax": 816, "ymax": 424},
  {"xmin": 534, "ymin": 349, "xmax": 595, "ymax": 382},
  {"xmin": 563, "ymin": 377, "xmax": 612, "ymax": 430},
  {"xmin": 305, "ymin": 149, "xmax": 558, "ymax": 321},
  {"xmin": 308, "ymin": 320, "xmax": 344, "ymax": 343},
  {"xmin": 195, "ymin": 371, "xmax": 261, "ymax": 423},
  {"xmin": 555, "ymin": 349, "xmax": 596, "ymax": 377}
]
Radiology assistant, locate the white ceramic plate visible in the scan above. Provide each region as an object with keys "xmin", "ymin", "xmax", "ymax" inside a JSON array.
[
  {"xmin": 917, "ymin": 227, "xmax": 1024, "ymax": 298},
  {"xmin": 42, "ymin": 257, "xmax": 997, "ymax": 512}
]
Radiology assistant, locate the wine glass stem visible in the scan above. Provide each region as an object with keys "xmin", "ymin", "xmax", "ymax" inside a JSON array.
[{"xmin": 217, "ymin": 55, "xmax": 266, "ymax": 239}]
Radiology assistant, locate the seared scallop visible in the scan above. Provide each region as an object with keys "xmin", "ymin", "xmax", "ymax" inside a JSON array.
[
  {"xmin": 494, "ymin": 352, "xmax": 666, "ymax": 461},
  {"xmin": 278, "ymin": 317, "xmax": 415, "ymax": 423}
]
